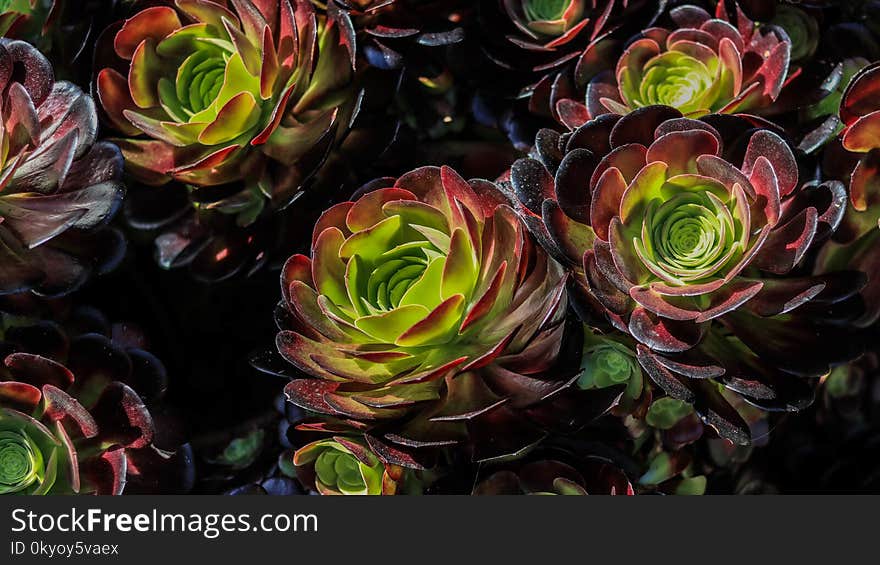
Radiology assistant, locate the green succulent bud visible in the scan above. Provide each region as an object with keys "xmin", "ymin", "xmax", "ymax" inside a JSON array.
[
  {"xmin": 294, "ymin": 439, "xmax": 385, "ymax": 495},
  {"xmin": 639, "ymin": 452, "xmax": 705, "ymax": 494},
  {"xmin": 577, "ymin": 331, "xmax": 643, "ymax": 401},
  {"xmin": 210, "ymin": 429, "xmax": 265, "ymax": 470},
  {"xmin": 315, "ymin": 449, "xmax": 377, "ymax": 494},
  {"xmin": 645, "ymin": 397, "xmax": 694, "ymax": 430},
  {"xmin": 770, "ymin": 6, "xmax": 818, "ymax": 62}
]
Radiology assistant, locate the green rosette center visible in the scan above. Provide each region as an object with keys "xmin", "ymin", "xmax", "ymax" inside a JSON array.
[
  {"xmin": 169, "ymin": 45, "xmax": 232, "ymax": 117},
  {"xmin": 623, "ymin": 52, "xmax": 717, "ymax": 115},
  {"xmin": 362, "ymin": 243, "xmax": 437, "ymax": 312},
  {"xmin": 635, "ymin": 187, "xmax": 744, "ymax": 284},
  {"xmin": 0, "ymin": 430, "xmax": 44, "ymax": 495}
]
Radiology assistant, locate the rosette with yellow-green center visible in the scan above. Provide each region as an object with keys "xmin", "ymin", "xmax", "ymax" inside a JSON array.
[
  {"xmin": 506, "ymin": 106, "xmax": 857, "ymax": 443},
  {"xmin": 277, "ymin": 166, "xmax": 567, "ymax": 425},
  {"xmin": 97, "ymin": 0, "xmax": 354, "ymax": 188},
  {"xmin": 588, "ymin": 4, "xmax": 791, "ymax": 118}
]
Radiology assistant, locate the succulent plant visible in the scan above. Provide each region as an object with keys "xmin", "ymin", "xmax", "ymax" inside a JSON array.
[
  {"xmin": 770, "ymin": 5, "xmax": 819, "ymax": 63},
  {"xmin": 550, "ymin": 3, "xmax": 794, "ymax": 129},
  {"xmin": 0, "ymin": 300, "xmax": 189, "ymax": 495},
  {"xmin": 576, "ymin": 327, "xmax": 646, "ymax": 412},
  {"xmin": 504, "ymin": 106, "xmax": 863, "ymax": 444},
  {"xmin": 816, "ymin": 62, "xmax": 880, "ymax": 327},
  {"xmin": 478, "ymin": 0, "xmax": 651, "ymax": 75},
  {"xmin": 293, "ymin": 436, "xmax": 417, "ymax": 495},
  {"xmin": 95, "ymin": 0, "xmax": 356, "ymax": 280},
  {"xmin": 270, "ymin": 165, "xmax": 621, "ymax": 460},
  {"xmin": 0, "ymin": 38, "xmax": 125, "ymax": 297},
  {"xmin": 98, "ymin": 0, "xmax": 355, "ymax": 190}
]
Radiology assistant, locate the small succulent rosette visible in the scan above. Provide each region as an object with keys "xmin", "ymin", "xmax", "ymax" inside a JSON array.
[
  {"xmin": 292, "ymin": 434, "xmax": 421, "ymax": 495},
  {"xmin": 550, "ymin": 3, "xmax": 794, "ymax": 129},
  {"xmin": 479, "ymin": 0, "xmax": 650, "ymax": 75},
  {"xmin": 816, "ymin": 61, "xmax": 880, "ymax": 326},
  {"xmin": 0, "ymin": 304, "xmax": 186, "ymax": 495},
  {"xmin": 270, "ymin": 165, "xmax": 620, "ymax": 462},
  {"xmin": 504, "ymin": 106, "xmax": 864, "ymax": 444},
  {"xmin": 769, "ymin": 4, "xmax": 818, "ymax": 63},
  {"xmin": 0, "ymin": 38, "xmax": 125, "ymax": 297},
  {"xmin": 575, "ymin": 326, "xmax": 650, "ymax": 415},
  {"xmin": 95, "ymin": 0, "xmax": 356, "ymax": 279},
  {"xmin": 97, "ymin": 0, "xmax": 355, "ymax": 190}
]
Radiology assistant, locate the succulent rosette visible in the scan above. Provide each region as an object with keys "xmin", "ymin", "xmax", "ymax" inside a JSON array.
[
  {"xmin": 0, "ymin": 39, "xmax": 125, "ymax": 297},
  {"xmin": 0, "ymin": 302, "xmax": 189, "ymax": 495},
  {"xmin": 478, "ymin": 0, "xmax": 651, "ymax": 75},
  {"xmin": 95, "ymin": 0, "xmax": 356, "ymax": 279},
  {"xmin": 98, "ymin": 0, "xmax": 354, "ymax": 190},
  {"xmin": 551, "ymin": 3, "xmax": 793, "ymax": 129},
  {"xmin": 293, "ymin": 435, "xmax": 419, "ymax": 495},
  {"xmin": 770, "ymin": 5, "xmax": 819, "ymax": 63},
  {"xmin": 816, "ymin": 62, "xmax": 880, "ymax": 326},
  {"xmin": 505, "ymin": 106, "xmax": 863, "ymax": 443},
  {"xmin": 271, "ymin": 165, "xmax": 620, "ymax": 460},
  {"xmin": 576, "ymin": 327, "xmax": 647, "ymax": 413}
]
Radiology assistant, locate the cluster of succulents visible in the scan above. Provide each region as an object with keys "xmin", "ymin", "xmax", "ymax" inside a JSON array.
[{"xmin": 4, "ymin": 0, "xmax": 880, "ymax": 496}]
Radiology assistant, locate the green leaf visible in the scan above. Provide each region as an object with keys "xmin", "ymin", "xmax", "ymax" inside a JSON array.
[{"xmin": 354, "ymin": 305, "xmax": 430, "ymax": 343}]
